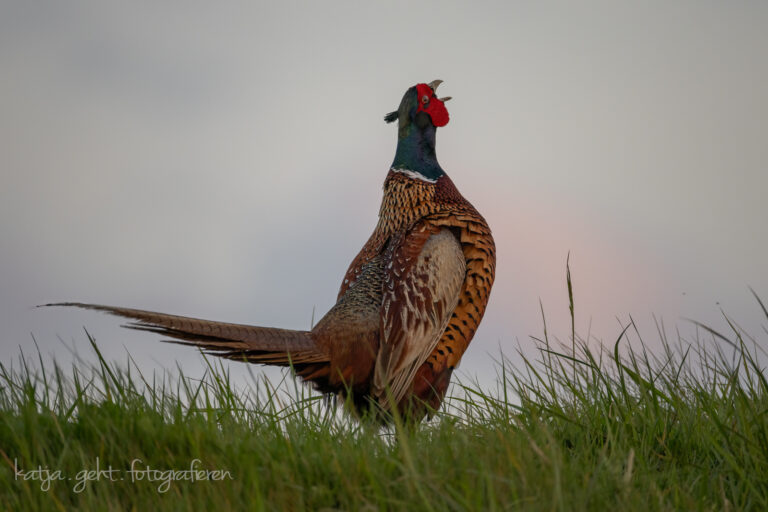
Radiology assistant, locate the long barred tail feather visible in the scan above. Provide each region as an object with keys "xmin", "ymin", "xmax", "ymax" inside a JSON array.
[{"xmin": 41, "ymin": 302, "xmax": 328, "ymax": 366}]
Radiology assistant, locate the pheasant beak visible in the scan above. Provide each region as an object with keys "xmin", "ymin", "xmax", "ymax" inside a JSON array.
[
  {"xmin": 428, "ymin": 79, "xmax": 443, "ymax": 92},
  {"xmin": 427, "ymin": 80, "xmax": 451, "ymax": 102}
]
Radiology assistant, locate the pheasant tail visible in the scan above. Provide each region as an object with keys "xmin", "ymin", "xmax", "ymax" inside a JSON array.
[{"xmin": 44, "ymin": 303, "xmax": 328, "ymax": 366}]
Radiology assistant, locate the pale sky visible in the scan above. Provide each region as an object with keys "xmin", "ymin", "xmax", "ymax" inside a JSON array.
[{"xmin": 1, "ymin": 1, "xmax": 766, "ymax": 391}]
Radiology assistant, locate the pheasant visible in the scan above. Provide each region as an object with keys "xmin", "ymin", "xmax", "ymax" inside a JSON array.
[{"xmin": 48, "ymin": 80, "xmax": 496, "ymax": 422}]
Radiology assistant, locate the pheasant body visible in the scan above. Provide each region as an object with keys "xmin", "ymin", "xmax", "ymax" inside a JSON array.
[
  {"xmin": 335, "ymin": 170, "xmax": 495, "ymax": 416},
  {"xmin": 49, "ymin": 81, "xmax": 496, "ymax": 422}
]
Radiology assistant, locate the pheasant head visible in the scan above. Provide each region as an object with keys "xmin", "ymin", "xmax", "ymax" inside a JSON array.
[{"xmin": 385, "ymin": 80, "xmax": 452, "ymax": 182}]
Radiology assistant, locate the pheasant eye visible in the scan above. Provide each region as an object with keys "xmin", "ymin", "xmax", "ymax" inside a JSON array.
[{"xmin": 421, "ymin": 95, "xmax": 429, "ymax": 104}]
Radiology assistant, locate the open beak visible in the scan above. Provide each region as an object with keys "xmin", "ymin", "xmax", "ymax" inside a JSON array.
[{"xmin": 427, "ymin": 79, "xmax": 451, "ymax": 102}]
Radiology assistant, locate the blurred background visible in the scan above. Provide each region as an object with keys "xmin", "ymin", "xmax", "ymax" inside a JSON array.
[{"xmin": 1, "ymin": 1, "xmax": 766, "ymax": 393}]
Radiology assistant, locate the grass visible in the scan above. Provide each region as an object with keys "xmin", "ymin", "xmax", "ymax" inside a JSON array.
[{"xmin": 1, "ymin": 293, "xmax": 767, "ymax": 511}]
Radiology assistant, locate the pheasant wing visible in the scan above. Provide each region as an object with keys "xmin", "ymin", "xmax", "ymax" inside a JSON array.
[{"xmin": 373, "ymin": 224, "xmax": 466, "ymax": 409}]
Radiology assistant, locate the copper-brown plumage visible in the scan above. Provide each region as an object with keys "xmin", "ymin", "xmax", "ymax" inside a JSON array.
[
  {"xmin": 46, "ymin": 80, "xmax": 496, "ymax": 422},
  {"xmin": 337, "ymin": 171, "xmax": 496, "ymax": 417}
]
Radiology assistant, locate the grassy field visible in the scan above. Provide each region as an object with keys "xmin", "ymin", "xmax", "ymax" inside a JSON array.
[{"xmin": 1, "ymin": 296, "xmax": 767, "ymax": 511}]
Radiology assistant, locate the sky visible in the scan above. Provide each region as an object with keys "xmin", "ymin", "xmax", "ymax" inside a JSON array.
[{"xmin": 1, "ymin": 1, "xmax": 766, "ymax": 393}]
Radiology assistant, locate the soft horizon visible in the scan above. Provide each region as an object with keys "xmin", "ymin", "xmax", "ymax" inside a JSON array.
[{"xmin": 1, "ymin": 1, "xmax": 766, "ymax": 392}]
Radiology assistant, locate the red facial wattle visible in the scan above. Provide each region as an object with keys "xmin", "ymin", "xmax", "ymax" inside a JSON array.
[{"xmin": 415, "ymin": 83, "xmax": 450, "ymax": 127}]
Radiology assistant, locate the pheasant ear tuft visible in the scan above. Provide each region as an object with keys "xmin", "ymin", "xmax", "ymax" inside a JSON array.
[{"xmin": 384, "ymin": 111, "xmax": 398, "ymax": 124}]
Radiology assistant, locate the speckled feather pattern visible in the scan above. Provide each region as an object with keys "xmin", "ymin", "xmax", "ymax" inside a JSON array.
[
  {"xmin": 338, "ymin": 171, "xmax": 496, "ymax": 417},
  {"xmin": 374, "ymin": 225, "xmax": 465, "ymax": 409}
]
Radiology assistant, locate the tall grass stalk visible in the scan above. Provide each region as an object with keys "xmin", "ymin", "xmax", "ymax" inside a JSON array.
[{"xmin": 1, "ymin": 298, "xmax": 766, "ymax": 510}]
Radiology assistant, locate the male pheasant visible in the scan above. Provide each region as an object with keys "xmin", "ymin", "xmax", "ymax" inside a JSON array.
[{"xmin": 49, "ymin": 80, "xmax": 496, "ymax": 422}]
